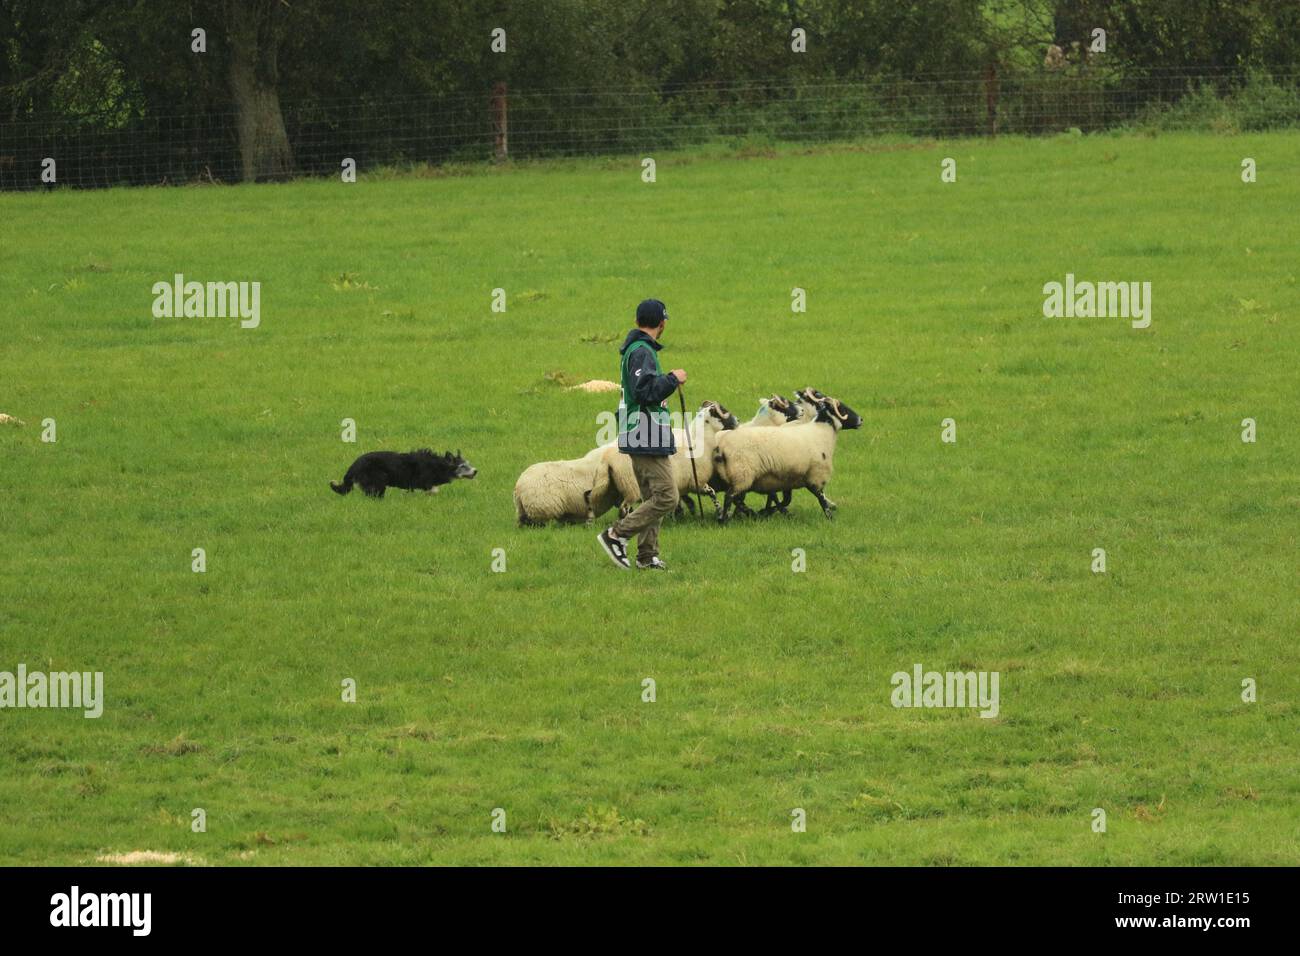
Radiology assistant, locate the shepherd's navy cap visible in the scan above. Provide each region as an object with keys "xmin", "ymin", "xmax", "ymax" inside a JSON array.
[{"xmin": 636, "ymin": 298, "xmax": 668, "ymax": 325}]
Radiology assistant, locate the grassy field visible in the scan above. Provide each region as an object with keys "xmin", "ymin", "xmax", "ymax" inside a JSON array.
[{"xmin": 1, "ymin": 131, "xmax": 1297, "ymax": 866}]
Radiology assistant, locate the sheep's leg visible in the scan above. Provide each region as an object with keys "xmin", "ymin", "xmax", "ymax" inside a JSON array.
[
  {"xmin": 808, "ymin": 486, "xmax": 836, "ymax": 519},
  {"xmin": 718, "ymin": 492, "xmax": 735, "ymax": 524},
  {"xmin": 686, "ymin": 485, "xmax": 715, "ymax": 518},
  {"xmin": 702, "ymin": 486, "xmax": 721, "ymax": 518},
  {"xmin": 583, "ymin": 490, "xmax": 594, "ymax": 525}
]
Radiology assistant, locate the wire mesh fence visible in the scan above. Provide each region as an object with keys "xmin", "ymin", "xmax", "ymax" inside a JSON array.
[{"xmin": 2, "ymin": 68, "xmax": 1298, "ymax": 191}]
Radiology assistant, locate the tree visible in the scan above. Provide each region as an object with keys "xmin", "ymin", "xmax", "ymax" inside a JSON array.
[{"xmin": 223, "ymin": 0, "xmax": 293, "ymax": 181}]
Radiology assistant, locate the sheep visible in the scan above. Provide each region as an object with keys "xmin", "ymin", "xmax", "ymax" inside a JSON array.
[
  {"xmin": 789, "ymin": 392, "xmax": 819, "ymax": 424},
  {"xmin": 588, "ymin": 443, "xmax": 636, "ymax": 521},
  {"xmin": 741, "ymin": 395, "xmax": 799, "ymax": 428},
  {"xmin": 726, "ymin": 395, "xmax": 803, "ymax": 516},
  {"xmin": 597, "ymin": 400, "xmax": 738, "ymax": 519},
  {"xmin": 756, "ymin": 388, "xmax": 826, "ymax": 515},
  {"xmin": 717, "ymin": 393, "xmax": 818, "ymax": 516},
  {"xmin": 513, "ymin": 445, "xmax": 611, "ymax": 526},
  {"xmin": 711, "ymin": 390, "xmax": 863, "ymax": 523}
]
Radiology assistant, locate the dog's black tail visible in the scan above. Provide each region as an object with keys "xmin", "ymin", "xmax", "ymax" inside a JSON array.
[{"xmin": 330, "ymin": 476, "xmax": 353, "ymax": 495}]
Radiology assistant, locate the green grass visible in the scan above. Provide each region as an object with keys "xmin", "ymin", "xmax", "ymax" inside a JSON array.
[{"xmin": 1, "ymin": 131, "xmax": 1297, "ymax": 866}]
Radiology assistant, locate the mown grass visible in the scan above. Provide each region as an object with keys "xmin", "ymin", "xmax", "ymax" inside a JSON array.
[{"xmin": 1, "ymin": 131, "xmax": 1297, "ymax": 865}]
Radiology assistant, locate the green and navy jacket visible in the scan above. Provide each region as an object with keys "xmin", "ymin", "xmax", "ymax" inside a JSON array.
[{"xmin": 616, "ymin": 328, "xmax": 679, "ymax": 456}]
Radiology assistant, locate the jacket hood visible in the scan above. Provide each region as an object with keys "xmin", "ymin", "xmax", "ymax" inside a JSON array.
[{"xmin": 620, "ymin": 328, "xmax": 663, "ymax": 354}]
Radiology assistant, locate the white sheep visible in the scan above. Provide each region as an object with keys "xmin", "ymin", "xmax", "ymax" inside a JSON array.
[
  {"xmin": 789, "ymin": 393, "xmax": 818, "ymax": 424},
  {"xmin": 749, "ymin": 392, "xmax": 818, "ymax": 428},
  {"xmin": 730, "ymin": 395, "xmax": 804, "ymax": 515},
  {"xmin": 756, "ymin": 388, "xmax": 825, "ymax": 514},
  {"xmin": 597, "ymin": 400, "xmax": 738, "ymax": 518},
  {"xmin": 711, "ymin": 391, "xmax": 863, "ymax": 522},
  {"xmin": 741, "ymin": 395, "xmax": 795, "ymax": 428},
  {"xmin": 514, "ymin": 445, "xmax": 611, "ymax": 526}
]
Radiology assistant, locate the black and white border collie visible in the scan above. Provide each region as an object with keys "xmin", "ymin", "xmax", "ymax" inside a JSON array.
[{"xmin": 331, "ymin": 449, "xmax": 477, "ymax": 498}]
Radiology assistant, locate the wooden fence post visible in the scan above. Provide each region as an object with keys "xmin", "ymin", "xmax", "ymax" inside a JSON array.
[
  {"xmin": 984, "ymin": 63, "xmax": 999, "ymax": 136},
  {"xmin": 492, "ymin": 82, "xmax": 508, "ymax": 161}
]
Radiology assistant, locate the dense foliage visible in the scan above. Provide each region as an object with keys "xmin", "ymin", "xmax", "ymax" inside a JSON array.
[{"xmin": 2, "ymin": 1, "xmax": 1298, "ymax": 185}]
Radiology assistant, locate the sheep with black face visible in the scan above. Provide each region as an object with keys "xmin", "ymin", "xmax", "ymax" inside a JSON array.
[
  {"xmin": 710, "ymin": 389, "xmax": 862, "ymax": 522},
  {"xmin": 726, "ymin": 394, "xmax": 809, "ymax": 516}
]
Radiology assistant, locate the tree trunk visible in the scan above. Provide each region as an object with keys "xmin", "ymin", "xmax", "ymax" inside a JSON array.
[{"xmin": 225, "ymin": 0, "xmax": 293, "ymax": 182}]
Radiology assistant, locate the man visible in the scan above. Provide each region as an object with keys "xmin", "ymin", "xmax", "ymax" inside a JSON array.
[{"xmin": 597, "ymin": 298, "xmax": 687, "ymax": 571}]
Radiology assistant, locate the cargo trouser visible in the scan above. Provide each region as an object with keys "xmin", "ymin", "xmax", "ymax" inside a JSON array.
[{"xmin": 611, "ymin": 453, "xmax": 679, "ymax": 563}]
